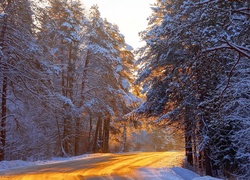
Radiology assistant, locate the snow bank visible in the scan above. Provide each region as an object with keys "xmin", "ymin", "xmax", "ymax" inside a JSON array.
[
  {"xmin": 137, "ymin": 167, "xmax": 221, "ymax": 180},
  {"xmin": 0, "ymin": 160, "xmax": 34, "ymax": 171},
  {"xmin": 137, "ymin": 167, "xmax": 200, "ymax": 180},
  {"xmin": 137, "ymin": 167, "xmax": 219, "ymax": 180},
  {"xmin": 193, "ymin": 177, "xmax": 222, "ymax": 180},
  {"xmin": 0, "ymin": 154, "xmax": 90, "ymax": 171}
]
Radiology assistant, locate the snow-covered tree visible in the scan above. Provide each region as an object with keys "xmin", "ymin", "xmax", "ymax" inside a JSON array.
[
  {"xmin": 81, "ymin": 5, "xmax": 140, "ymax": 153},
  {"xmin": 0, "ymin": 0, "xmax": 53, "ymax": 160},
  {"xmin": 37, "ymin": 0, "xmax": 88, "ymax": 156},
  {"xmin": 135, "ymin": 0, "xmax": 249, "ymax": 177},
  {"xmin": 1, "ymin": 0, "xmax": 139, "ymax": 160},
  {"xmin": 209, "ymin": 56, "xmax": 250, "ymax": 178}
]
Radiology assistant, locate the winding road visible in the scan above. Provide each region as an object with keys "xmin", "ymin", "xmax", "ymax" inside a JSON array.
[{"xmin": 0, "ymin": 151, "xmax": 184, "ymax": 180}]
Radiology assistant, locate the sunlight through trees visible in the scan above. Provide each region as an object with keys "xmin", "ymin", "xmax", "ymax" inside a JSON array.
[{"xmin": 0, "ymin": 0, "xmax": 249, "ymax": 179}]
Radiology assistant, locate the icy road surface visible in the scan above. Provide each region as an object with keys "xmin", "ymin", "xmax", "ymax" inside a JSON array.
[{"xmin": 0, "ymin": 151, "xmax": 206, "ymax": 180}]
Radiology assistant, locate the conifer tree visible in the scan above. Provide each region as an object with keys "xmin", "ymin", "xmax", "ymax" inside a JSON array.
[
  {"xmin": 83, "ymin": 5, "xmax": 139, "ymax": 153},
  {"xmin": 37, "ymin": 0, "xmax": 88, "ymax": 156},
  {"xmin": 136, "ymin": 0, "xmax": 249, "ymax": 177},
  {"xmin": 0, "ymin": 0, "xmax": 53, "ymax": 160}
]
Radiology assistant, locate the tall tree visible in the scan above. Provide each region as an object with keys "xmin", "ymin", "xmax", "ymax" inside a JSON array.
[
  {"xmin": 135, "ymin": 0, "xmax": 249, "ymax": 177},
  {"xmin": 82, "ymin": 5, "xmax": 139, "ymax": 153},
  {"xmin": 209, "ymin": 56, "xmax": 250, "ymax": 178},
  {"xmin": 37, "ymin": 0, "xmax": 88, "ymax": 156},
  {"xmin": 0, "ymin": 0, "xmax": 54, "ymax": 160},
  {"xmin": 1, "ymin": 0, "xmax": 33, "ymax": 160}
]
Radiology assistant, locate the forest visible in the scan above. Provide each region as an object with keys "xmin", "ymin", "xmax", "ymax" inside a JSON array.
[{"xmin": 0, "ymin": 0, "xmax": 249, "ymax": 179}]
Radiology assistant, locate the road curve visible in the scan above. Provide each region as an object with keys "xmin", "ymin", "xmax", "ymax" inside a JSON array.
[{"xmin": 0, "ymin": 151, "xmax": 184, "ymax": 180}]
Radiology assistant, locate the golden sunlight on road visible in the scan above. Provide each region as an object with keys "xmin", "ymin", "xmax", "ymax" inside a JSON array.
[{"xmin": 0, "ymin": 151, "xmax": 184, "ymax": 180}]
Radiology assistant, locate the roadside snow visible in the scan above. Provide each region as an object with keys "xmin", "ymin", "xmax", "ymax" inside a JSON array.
[
  {"xmin": 0, "ymin": 160, "xmax": 34, "ymax": 171},
  {"xmin": 0, "ymin": 154, "xmax": 90, "ymax": 171},
  {"xmin": 137, "ymin": 167, "xmax": 220, "ymax": 180},
  {"xmin": 193, "ymin": 177, "xmax": 221, "ymax": 180}
]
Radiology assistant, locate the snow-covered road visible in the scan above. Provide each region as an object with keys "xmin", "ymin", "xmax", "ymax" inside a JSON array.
[{"xmin": 0, "ymin": 151, "xmax": 219, "ymax": 180}]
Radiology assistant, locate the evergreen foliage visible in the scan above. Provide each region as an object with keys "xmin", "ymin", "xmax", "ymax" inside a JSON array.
[
  {"xmin": 0, "ymin": 0, "xmax": 139, "ymax": 160},
  {"xmin": 0, "ymin": 1, "xmax": 249, "ymax": 179},
  {"xmin": 135, "ymin": 0, "xmax": 249, "ymax": 178}
]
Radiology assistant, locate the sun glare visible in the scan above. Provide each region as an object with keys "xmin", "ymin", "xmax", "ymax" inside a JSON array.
[{"xmin": 84, "ymin": 0, "xmax": 155, "ymax": 49}]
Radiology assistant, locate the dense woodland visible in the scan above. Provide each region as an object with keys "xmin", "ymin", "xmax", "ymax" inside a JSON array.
[
  {"xmin": 135, "ymin": 0, "xmax": 250, "ymax": 179},
  {"xmin": 0, "ymin": 0, "xmax": 249, "ymax": 179}
]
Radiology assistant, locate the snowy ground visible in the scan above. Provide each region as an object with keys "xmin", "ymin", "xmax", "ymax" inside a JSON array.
[
  {"xmin": 137, "ymin": 167, "xmax": 220, "ymax": 180},
  {"xmin": 0, "ymin": 153, "xmax": 221, "ymax": 180},
  {"xmin": 0, "ymin": 154, "xmax": 91, "ymax": 171}
]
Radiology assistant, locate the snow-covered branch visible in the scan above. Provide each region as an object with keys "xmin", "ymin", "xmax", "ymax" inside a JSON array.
[
  {"xmin": 202, "ymin": 43, "xmax": 250, "ymax": 59},
  {"xmin": 194, "ymin": 0, "xmax": 217, "ymax": 6},
  {"xmin": 202, "ymin": 44, "xmax": 229, "ymax": 52},
  {"xmin": 220, "ymin": 53, "xmax": 241, "ymax": 96},
  {"xmin": 225, "ymin": 41, "xmax": 250, "ymax": 59},
  {"xmin": 232, "ymin": 8, "xmax": 250, "ymax": 16}
]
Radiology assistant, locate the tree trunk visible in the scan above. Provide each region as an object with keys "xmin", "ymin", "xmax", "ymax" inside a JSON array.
[
  {"xmin": 205, "ymin": 147, "xmax": 212, "ymax": 176},
  {"xmin": 185, "ymin": 106, "xmax": 193, "ymax": 166},
  {"xmin": 0, "ymin": 7, "xmax": 8, "ymax": 161},
  {"xmin": 74, "ymin": 117, "xmax": 80, "ymax": 156},
  {"xmin": 62, "ymin": 111, "xmax": 73, "ymax": 156},
  {"xmin": 62, "ymin": 72, "xmax": 66, "ymax": 97},
  {"xmin": 55, "ymin": 114, "xmax": 67, "ymax": 157},
  {"xmin": 61, "ymin": 71, "xmax": 68, "ymax": 156},
  {"xmin": 61, "ymin": 44, "xmax": 74, "ymax": 156},
  {"xmin": 192, "ymin": 126, "xmax": 198, "ymax": 171},
  {"xmin": 102, "ymin": 118, "xmax": 110, "ymax": 153},
  {"xmin": 98, "ymin": 118, "xmax": 103, "ymax": 151},
  {"xmin": 185, "ymin": 132, "xmax": 193, "ymax": 166},
  {"xmin": 67, "ymin": 44, "xmax": 73, "ymax": 99},
  {"xmin": 122, "ymin": 125, "xmax": 127, "ymax": 152},
  {"xmin": 0, "ymin": 76, "xmax": 7, "ymax": 161},
  {"xmin": 93, "ymin": 117, "xmax": 101, "ymax": 153},
  {"xmin": 88, "ymin": 115, "xmax": 93, "ymax": 151},
  {"xmin": 199, "ymin": 149, "xmax": 204, "ymax": 171}
]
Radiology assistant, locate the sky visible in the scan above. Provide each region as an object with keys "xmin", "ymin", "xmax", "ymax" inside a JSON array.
[{"xmin": 83, "ymin": 0, "xmax": 155, "ymax": 49}]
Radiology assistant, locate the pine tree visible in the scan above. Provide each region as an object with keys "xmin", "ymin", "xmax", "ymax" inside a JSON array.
[
  {"xmin": 209, "ymin": 56, "xmax": 250, "ymax": 178},
  {"xmin": 1, "ymin": 0, "xmax": 32, "ymax": 160},
  {"xmin": 82, "ymin": 5, "xmax": 139, "ymax": 153},
  {"xmin": 0, "ymin": 0, "xmax": 55, "ymax": 160},
  {"xmin": 37, "ymin": 0, "xmax": 88, "ymax": 156},
  {"xmin": 136, "ymin": 0, "xmax": 249, "ymax": 177}
]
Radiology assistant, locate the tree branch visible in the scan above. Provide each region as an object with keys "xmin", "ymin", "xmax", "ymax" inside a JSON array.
[
  {"xmin": 202, "ymin": 42, "xmax": 250, "ymax": 59},
  {"xmin": 225, "ymin": 41, "xmax": 250, "ymax": 59},
  {"xmin": 220, "ymin": 53, "xmax": 241, "ymax": 97},
  {"xmin": 232, "ymin": 8, "xmax": 250, "ymax": 16}
]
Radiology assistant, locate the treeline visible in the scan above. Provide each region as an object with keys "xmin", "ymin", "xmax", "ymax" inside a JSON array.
[
  {"xmin": 135, "ymin": 0, "xmax": 249, "ymax": 179},
  {"xmin": 0, "ymin": 0, "xmax": 140, "ymax": 161}
]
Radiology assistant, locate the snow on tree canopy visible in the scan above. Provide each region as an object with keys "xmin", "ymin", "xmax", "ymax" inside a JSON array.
[
  {"xmin": 122, "ymin": 92, "xmax": 140, "ymax": 106},
  {"xmin": 57, "ymin": 94, "xmax": 74, "ymax": 108},
  {"xmin": 61, "ymin": 22, "xmax": 72, "ymax": 29},
  {"xmin": 135, "ymin": 0, "xmax": 249, "ymax": 178},
  {"xmin": 70, "ymin": 32, "xmax": 80, "ymax": 42},
  {"xmin": 116, "ymin": 65, "xmax": 123, "ymax": 72},
  {"xmin": 0, "ymin": 13, "xmax": 5, "ymax": 18},
  {"xmin": 121, "ymin": 78, "xmax": 130, "ymax": 90},
  {"xmin": 63, "ymin": 37, "xmax": 72, "ymax": 44}
]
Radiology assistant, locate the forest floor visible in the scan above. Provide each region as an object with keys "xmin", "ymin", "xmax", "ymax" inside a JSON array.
[{"xmin": 0, "ymin": 151, "xmax": 220, "ymax": 180}]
